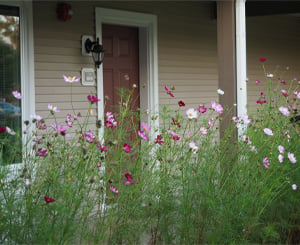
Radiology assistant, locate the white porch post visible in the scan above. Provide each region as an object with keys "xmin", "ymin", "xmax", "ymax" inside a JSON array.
[{"xmin": 235, "ymin": 0, "xmax": 248, "ymax": 134}]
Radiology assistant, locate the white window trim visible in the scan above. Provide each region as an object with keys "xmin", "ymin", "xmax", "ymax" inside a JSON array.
[
  {"xmin": 95, "ymin": 7, "xmax": 159, "ymax": 140},
  {"xmin": 0, "ymin": 1, "xmax": 35, "ymax": 168}
]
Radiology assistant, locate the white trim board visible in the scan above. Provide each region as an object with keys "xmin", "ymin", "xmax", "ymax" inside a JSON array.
[{"xmin": 95, "ymin": 7, "xmax": 159, "ymax": 140}]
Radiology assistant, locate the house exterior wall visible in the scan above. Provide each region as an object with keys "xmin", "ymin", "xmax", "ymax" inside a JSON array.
[
  {"xmin": 246, "ymin": 14, "xmax": 300, "ymax": 115},
  {"xmin": 33, "ymin": 1, "xmax": 218, "ymax": 124}
]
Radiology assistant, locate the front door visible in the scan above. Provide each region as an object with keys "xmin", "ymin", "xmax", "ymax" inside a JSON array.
[{"xmin": 102, "ymin": 24, "xmax": 139, "ymax": 114}]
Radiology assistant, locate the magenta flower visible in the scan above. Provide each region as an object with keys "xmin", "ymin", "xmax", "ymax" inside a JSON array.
[
  {"xmin": 138, "ymin": 130, "xmax": 149, "ymax": 141},
  {"xmin": 279, "ymin": 106, "xmax": 290, "ymax": 116},
  {"xmin": 141, "ymin": 122, "xmax": 150, "ymax": 133},
  {"xmin": 259, "ymin": 57, "xmax": 266, "ymax": 62},
  {"xmin": 82, "ymin": 130, "xmax": 96, "ymax": 143},
  {"xmin": 256, "ymin": 92, "xmax": 266, "ymax": 104},
  {"xmin": 167, "ymin": 130, "xmax": 180, "ymax": 140},
  {"xmin": 97, "ymin": 143, "xmax": 109, "ymax": 152},
  {"xmin": 263, "ymin": 157, "xmax": 270, "ymax": 169},
  {"xmin": 12, "ymin": 90, "xmax": 22, "ymax": 100},
  {"xmin": 97, "ymin": 162, "xmax": 102, "ymax": 168},
  {"xmin": 0, "ymin": 126, "xmax": 6, "ymax": 133},
  {"xmin": 288, "ymin": 152, "xmax": 297, "ymax": 164},
  {"xmin": 44, "ymin": 196, "xmax": 55, "ymax": 203},
  {"xmin": 178, "ymin": 100, "xmax": 185, "ymax": 107},
  {"xmin": 164, "ymin": 86, "xmax": 175, "ymax": 98},
  {"xmin": 255, "ymin": 80, "xmax": 261, "ymax": 85},
  {"xmin": 124, "ymin": 173, "xmax": 137, "ymax": 186},
  {"xmin": 35, "ymin": 148, "xmax": 48, "ymax": 157},
  {"xmin": 87, "ymin": 95, "xmax": 100, "ymax": 104},
  {"xmin": 123, "ymin": 143, "xmax": 131, "ymax": 153},
  {"xmin": 155, "ymin": 135, "xmax": 164, "ymax": 145},
  {"xmin": 63, "ymin": 75, "xmax": 80, "ymax": 83},
  {"xmin": 172, "ymin": 118, "xmax": 181, "ymax": 128},
  {"xmin": 197, "ymin": 105, "xmax": 207, "ymax": 114},
  {"xmin": 279, "ymin": 78, "xmax": 287, "ymax": 85},
  {"xmin": 110, "ymin": 185, "xmax": 119, "ymax": 194},
  {"xmin": 263, "ymin": 128, "xmax": 273, "ymax": 136}
]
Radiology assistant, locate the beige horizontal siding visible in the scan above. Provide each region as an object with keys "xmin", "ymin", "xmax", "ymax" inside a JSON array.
[{"xmin": 33, "ymin": 1, "xmax": 218, "ymax": 130}]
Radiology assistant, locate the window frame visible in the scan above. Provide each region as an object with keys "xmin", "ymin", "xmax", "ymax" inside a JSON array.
[{"xmin": 0, "ymin": 1, "xmax": 35, "ymax": 167}]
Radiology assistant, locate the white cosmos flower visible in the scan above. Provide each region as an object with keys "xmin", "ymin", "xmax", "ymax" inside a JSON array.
[
  {"xmin": 186, "ymin": 108, "xmax": 198, "ymax": 119},
  {"xmin": 263, "ymin": 128, "xmax": 273, "ymax": 136}
]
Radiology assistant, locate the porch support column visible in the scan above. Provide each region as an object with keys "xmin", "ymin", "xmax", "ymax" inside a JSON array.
[
  {"xmin": 235, "ymin": 0, "xmax": 247, "ymax": 134},
  {"xmin": 217, "ymin": 0, "xmax": 237, "ymax": 137},
  {"xmin": 217, "ymin": 0, "xmax": 247, "ymax": 137}
]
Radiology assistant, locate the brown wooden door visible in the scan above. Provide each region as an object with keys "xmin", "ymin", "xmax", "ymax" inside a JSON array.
[{"xmin": 102, "ymin": 24, "xmax": 140, "ymax": 114}]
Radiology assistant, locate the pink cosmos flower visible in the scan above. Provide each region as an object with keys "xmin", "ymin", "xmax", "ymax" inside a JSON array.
[
  {"xmin": 97, "ymin": 144, "xmax": 109, "ymax": 152},
  {"xmin": 294, "ymin": 91, "xmax": 300, "ymax": 99},
  {"xmin": 87, "ymin": 95, "xmax": 100, "ymax": 104},
  {"xmin": 199, "ymin": 126, "xmax": 208, "ymax": 135},
  {"xmin": 288, "ymin": 152, "xmax": 297, "ymax": 164},
  {"xmin": 141, "ymin": 122, "xmax": 150, "ymax": 133},
  {"xmin": 105, "ymin": 112, "xmax": 118, "ymax": 128},
  {"xmin": 97, "ymin": 162, "xmax": 102, "ymax": 168},
  {"xmin": 186, "ymin": 108, "xmax": 198, "ymax": 119},
  {"xmin": 82, "ymin": 130, "xmax": 96, "ymax": 143},
  {"xmin": 48, "ymin": 103, "xmax": 60, "ymax": 114},
  {"xmin": 278, "ymin": 145, "xmax": 285, "ymax": 154},
  {"xmin": 197, "ymin": 105, "xmax": 207, "ymax": 114},
  {"xmin": 123, "ymin": 143, "xmax": 131, "ymax": 153},
  {"xmin": 263, "ymin": 128, "xmax": 273, "ymax": 136},
  {"xmin": 280, "ymin": 89, "xmax": 288, "ymax": 97},
  {"xmin": 155, "ymin": 135, "xmax": 164, "ymax": 145},
  {"xmin": 208, "ymin": 119, "xmax": 214, "ymax": 129},
  {"xmin": 110, "ymin": 185, "xmax": 119, "ymax": 194},
  {"xmin": 123, "ymin": 173, "xmax": 137, "ymax": 186},
  {"xmin": 31, "ymin": 114, "xmax": 43, "ymax": 122},
  {"xmin": 138, "ymin": 130, "xmax": 149, "ymax": 141},
  {"xmin": 278, "ymin": 154, "xmax": 284, "ymax": 163},
  {"xmin": 255, "ymin": 80, "xmax": 261, "ymax": 85},
  {"xmin": 210, "ymin": 101, "xmax": 223, "ymax": 114},
  {"xmin": 263, "ymin": 157, "xmax": 270, "ymax": 169},
  {"xmin": 12, "ymin": 90, "xmax": 22, "ymax": 100},
  {"xmin": 51, "ymin": 124, "xmax": 70, "ymax": 137},
  {"xmin": 292, "ymin": 184, "xmax": 297, "ymax": 190},
  {"xmin": 66, "ymin": 114, "xmax": 73, "ymax": 127},
  {"xmin": 6, "ymin": 127, "xmax": 16, "ymax": 135},
  {"xmin": 164, "ymin": 86, "xmax": 175, "ymax": 98},
  {"xmin": 259, "ymin": 57, "xmax": 266, "ymax": 62},
  {"xmin": 279, "ymin": 106, "xmax": 290, "ymax": 116},
  {"xmin": 44, "ymin": 196, "xmax": 55, "ymax": 203},
  {"xmin": 63, "ymin": 75, "xmax": 80, "ymax": 83}
]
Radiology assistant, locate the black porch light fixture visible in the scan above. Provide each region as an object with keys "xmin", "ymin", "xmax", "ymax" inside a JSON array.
[{"xmin": 84, "ymin": 38, "xmax": 105, "ymax": 68}]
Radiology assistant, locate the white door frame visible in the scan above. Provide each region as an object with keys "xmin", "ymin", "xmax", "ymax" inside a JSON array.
[{"xmin": 95, "ymin": 7, "xmax": 159, "ymax": 140}]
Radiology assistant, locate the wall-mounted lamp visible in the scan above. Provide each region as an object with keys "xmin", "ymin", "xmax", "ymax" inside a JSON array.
[{"xmin": 84, "ymin": 37, "xmax": 105, "ymax": 68}]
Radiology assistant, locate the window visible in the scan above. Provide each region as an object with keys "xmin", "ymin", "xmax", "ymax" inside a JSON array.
[{"xmin": 0, "ymin": 2, "xmax": 34, "ymax": 165}]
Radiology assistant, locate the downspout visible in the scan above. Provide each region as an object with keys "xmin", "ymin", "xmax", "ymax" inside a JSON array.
[{"xmin": 235, "ymin": 0, "xmax": 247, "ymax": 135}]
